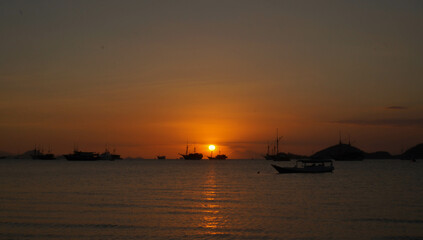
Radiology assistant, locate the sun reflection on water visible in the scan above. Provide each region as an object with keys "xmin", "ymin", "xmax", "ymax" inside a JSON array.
[{"xmin": 199, "ymin": 167, "xmax": 226, "ymax": 234}]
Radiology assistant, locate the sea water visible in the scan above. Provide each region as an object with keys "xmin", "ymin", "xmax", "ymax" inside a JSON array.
[{"xmin": 0, "ymin": 159, "xmax": 422, "ymax": 240}]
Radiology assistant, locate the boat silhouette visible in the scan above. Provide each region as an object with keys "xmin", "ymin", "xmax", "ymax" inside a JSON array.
[
  {"xmin": 98, "ymin": 147, "xmax": 122, "ymax": 160},
  {"xmin": 31, "ymin": 145, "xmax": 56, "ymax": 160},
  {"xmin": 179, "ymin": 143, "xmax": 203, "ymax": 160},
  {"xmin": 264, "ymin": 129, "xmax": 290, "ymax": 161},
  {"xmin": 208, "ymin": 149, "xmax": 228, "ymax": 160},
  {"xmin": 64, "ymin": 147, "xmax": 99, "ymax": 161},
  {"xmin": 272, "ymin": 159, "xmax": 334, "ymax": 174}
]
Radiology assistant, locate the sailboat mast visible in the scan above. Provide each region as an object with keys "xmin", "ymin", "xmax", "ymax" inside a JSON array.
[{"xmin": 276, "ymin": 128, "xmax": 279, "ymax": 154}]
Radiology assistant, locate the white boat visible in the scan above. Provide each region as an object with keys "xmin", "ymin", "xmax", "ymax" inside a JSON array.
[{"xmin": 272, "ymin": 159, "xmax": 334, "ymax": 173}]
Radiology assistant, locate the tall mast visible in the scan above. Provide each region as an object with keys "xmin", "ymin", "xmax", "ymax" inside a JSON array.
[
  {"xmin": 267, "ymin": 143, "xmax": 269, "ymax": 155},
  {"xmin": 276, "ymin": 128, "xmax": 279, "ymax": 154}
]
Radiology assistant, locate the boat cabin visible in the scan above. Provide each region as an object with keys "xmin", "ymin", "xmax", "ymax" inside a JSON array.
[{"xmin": 295, "ymin": 159, "xmax": 333, "ymax": 168}]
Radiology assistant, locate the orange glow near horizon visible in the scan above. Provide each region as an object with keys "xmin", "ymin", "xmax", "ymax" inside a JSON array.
[{"xmin": 1, "ymin": 1, "xmax": 422, "ymax": 159}]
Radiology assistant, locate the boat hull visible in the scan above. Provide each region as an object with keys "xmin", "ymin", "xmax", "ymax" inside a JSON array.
[
  {"xmin": 64, "ymin": 151, "xmax": 99, "ymax": 161},
  {"xmin": 32, "ymin": 154, "xmax": 56, "ymax": 160},
  {"xmin": 208, "ymin": 154, "xmax": 228, "ymax": 160},
  {"xmin": 271, "ymin": 164, "xmax": 334, "ymax": 173},
  {"xmin": 265, "ymin": 153, "xmax": 290, "ymax": 161},
  {"xmin": 65, "ymin": 156, "xmax": 98, "ymax": 161},
  {"xmin": 180, "ymin": 153, "xmax": 203, "ymax": 160}
]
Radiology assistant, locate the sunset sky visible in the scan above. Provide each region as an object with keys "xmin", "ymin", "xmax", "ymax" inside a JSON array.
[{"xmin": 1, "ymin": 0, "xmax": 422, "ymax": 158}]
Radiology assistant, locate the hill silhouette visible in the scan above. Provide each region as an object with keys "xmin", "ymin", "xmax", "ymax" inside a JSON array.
[
  {"xmin": 401, "ymin": 143, "xmax": 423, "ymax": 160},
  {"xmin": 311, "ymin": 142, "xmax": 364, "ymax": 160}
]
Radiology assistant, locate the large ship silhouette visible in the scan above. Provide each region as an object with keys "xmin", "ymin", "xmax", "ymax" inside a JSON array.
[
  {"xmin": 98, "ymin": 147, "xmax": 122, "ymax": 160},
  {"xmin": 65, "ymin": 147, "xmax": 121, "ymax": 161},
  {"xmin": 208, "ymin": 149, "xmax": 228, "ymax": 160},
  {"xmin": 64, "ymin": 150, "xmax": 99, "ymax": 161},
  {"xmin": 179, "ymin": 144, "xmax": 203, "ymax": 160},
  {"xmin": 31, "ymin": 146, "xmax": 56, "ymax": 160},
  {"xmin": 264, "ymin": 129, "xmax": 290, "ymax": 161}
]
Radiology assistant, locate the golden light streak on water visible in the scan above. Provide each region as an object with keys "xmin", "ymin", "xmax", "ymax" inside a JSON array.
[{"xmin": 199, "ymin": 167, "xmax": 225, "ymax": 234}]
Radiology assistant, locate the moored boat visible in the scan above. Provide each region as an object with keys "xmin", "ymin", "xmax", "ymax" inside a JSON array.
[
  {"xmin": 179, "ymin": 144, "xmax": 203, "ymax": 160},
  {"xmin": 208, "ymin": 154, "xmax": 228, "ymax": 160},
  {"xmin": 265, "ymin": 152, "xmax": 290, "ymax": 161},
  {"xmin": 65, "ymin": 150, "xmax": 99, "ymax": 161},
  {"xmin": 98, "ymin": 149, "xmax": 121, "ymax": 160},
  {"xmin": 208, "ymin": 149, "xmax": 228, "ymax": 160},
  {"xmin": 264, "ymin": 129, "xmax": 290, "ymax": 161},
  {"xmin": 271, "ymin": 159, "xmax": 334, "ymax": 173},
  {"xmin": 31, "ymin": 146, "xmax": 56, "ymax": 160}
]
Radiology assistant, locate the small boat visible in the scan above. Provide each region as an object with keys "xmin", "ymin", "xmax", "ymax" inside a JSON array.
[
  {"xmin": 271, "ymin": 159, "xmax": 334, "ymax": 174},
  {"xmin": 157, "ymin": 155, "xmax": 166, "ymax": 159}
]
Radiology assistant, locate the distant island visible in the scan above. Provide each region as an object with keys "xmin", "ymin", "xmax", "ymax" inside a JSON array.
[
  {"xmin": 308, "ymin": 142, "xmax": 423, "ymax": 160},
  {"xmin": 267, "ymin": 142, "xmax": 423, "ymax": 161},
  {"xmin": 310, "ymin": 142, "xmax": 365, "ymax": 160},
  {"xmin": 400, "ymin": 143, "xmax": 423, "ymax": 160}
]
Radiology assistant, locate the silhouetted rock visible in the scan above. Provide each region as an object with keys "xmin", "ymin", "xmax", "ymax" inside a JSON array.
[
  {"xmin": 311, "ymin": 143, "xmax": 364, "ymax": 161},
  {"xmin": 401, "ymin": 143, "xmax": 423, "ymax": 160}
]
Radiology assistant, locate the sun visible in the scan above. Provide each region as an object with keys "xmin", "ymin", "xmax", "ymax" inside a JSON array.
[{"xmin": 208, "ymin": 145, "xmax": 216, "ymax": 151}]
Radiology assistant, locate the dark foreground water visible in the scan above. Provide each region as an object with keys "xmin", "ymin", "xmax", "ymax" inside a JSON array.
[{"xmin": 0, "ymin": 159, "xmax": 422, "ymax": 240}]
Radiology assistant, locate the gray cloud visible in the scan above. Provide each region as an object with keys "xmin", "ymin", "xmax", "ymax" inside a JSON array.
[
  {"xmin": 334, "ymin": 118, "xmax": 423, "ymax": 127},
  {"xmin": 386, "ymin": 106, "xmax": 407, "ymax": 110}
]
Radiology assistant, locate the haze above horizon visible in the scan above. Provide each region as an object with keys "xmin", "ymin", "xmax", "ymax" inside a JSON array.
[{"xmin": 1, "ymin": 0, "xmax": 422, "ymax": 158}]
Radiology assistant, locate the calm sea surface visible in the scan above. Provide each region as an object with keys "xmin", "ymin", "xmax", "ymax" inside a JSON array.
[{"xmin": 0, "ymin": 159, "xmax": 422, "ymax": 240}]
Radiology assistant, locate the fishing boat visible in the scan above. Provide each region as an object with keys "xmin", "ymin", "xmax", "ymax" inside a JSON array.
[
  {"xmin": 157, "ymin": 155, "xmax": 166, "ymax": 159},
  {"xmin": 271, "ymin": 159, "xmax": 334, "ymax": 173},
  {"xmin": 264, "ymin": 129, "xmax": 290, "ymax": 161},
  {"xmin": 179, "ymin": 144, "xmax": 203, "ymax": 160}
]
